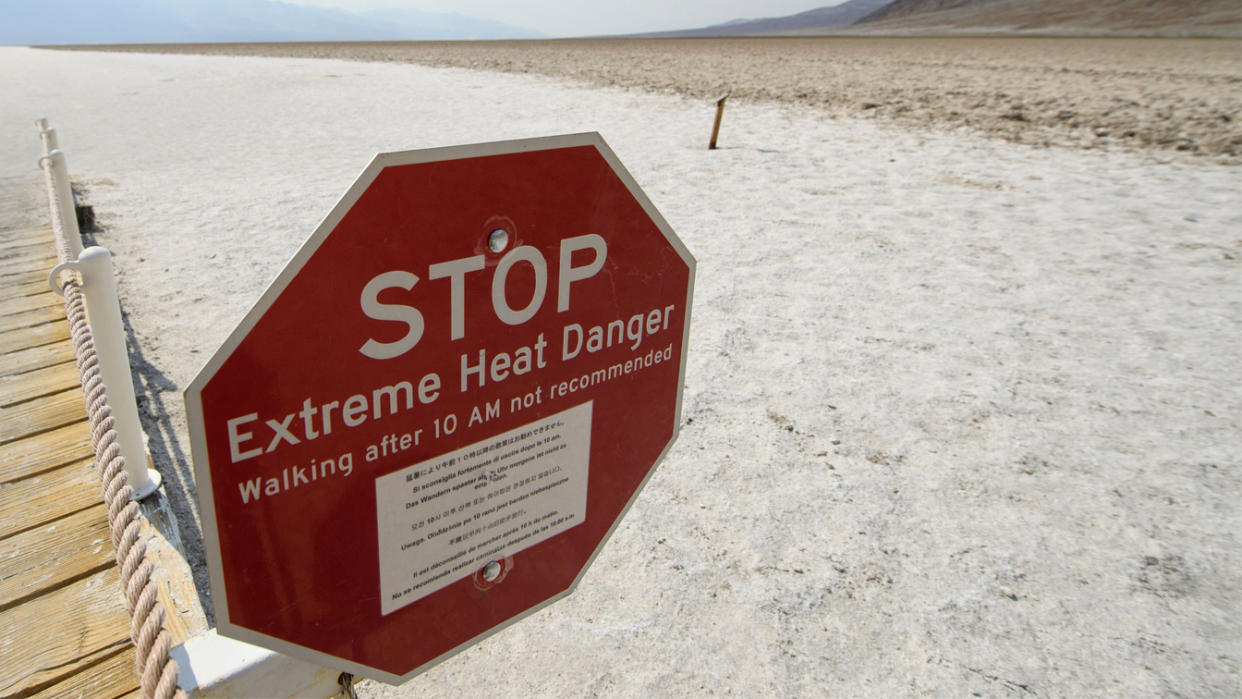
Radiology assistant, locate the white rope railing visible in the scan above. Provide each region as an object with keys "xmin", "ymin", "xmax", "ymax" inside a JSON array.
[{"xmin": 36, "ymin": 120, "xmax": 183, "ymax": 699}]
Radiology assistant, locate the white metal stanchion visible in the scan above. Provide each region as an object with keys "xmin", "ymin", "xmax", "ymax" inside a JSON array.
[
  {"xmin": 39, "ymin": 126, "xmax": 59, "ymax": 154},
  {"xmin": 37, "ymin": 149, "xmax": 84, "ymax": 260},
  {"xmin": 39, "ymin": 122, "xmax": 155, "ymax": 496},
  {"xmin": 36, "ymin": 118, "xmax": 60, "ymax": 155},
  {"xmin": 62, "ymin": 247, "xmax": 162, "ymax": 499}
]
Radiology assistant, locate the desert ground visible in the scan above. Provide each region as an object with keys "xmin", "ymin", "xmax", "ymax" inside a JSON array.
[
  {"xmin": 2, "ymin": 37, "xmax": 1239, "ymax": 696},
  {"xmin": 73, "ymin": 37, "xmax": 1242, "ymax": 160}
]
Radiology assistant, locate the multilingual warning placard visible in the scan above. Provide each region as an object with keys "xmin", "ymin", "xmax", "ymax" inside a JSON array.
[{"xmin": 375, "ymin": 402, "xmax": 592, "ymax": 615}]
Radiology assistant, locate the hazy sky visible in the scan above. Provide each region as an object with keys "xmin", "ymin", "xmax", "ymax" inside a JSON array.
[{"xmin": 284, "ymin": 0, "xmax": 841, "ymax": 37}]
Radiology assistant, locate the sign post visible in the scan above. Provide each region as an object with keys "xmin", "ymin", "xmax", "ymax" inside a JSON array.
[{"xmin": 186, "ymin": 133, "xmax": 694, "ymax": 683}]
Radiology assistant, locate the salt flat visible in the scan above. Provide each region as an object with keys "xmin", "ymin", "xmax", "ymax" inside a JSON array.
[
  {"xmin": 70, "ymin": 37, "xmax": 1242, "ymax": 161},
  {"xmin": 1, "ymin": 46, "xmax": 1239, "ymax": 696}
]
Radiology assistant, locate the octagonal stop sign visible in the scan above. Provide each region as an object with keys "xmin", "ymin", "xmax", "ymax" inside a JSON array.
[{"xmin": 185, "ymin": 133, "xmax": 695, "ymax": 682}]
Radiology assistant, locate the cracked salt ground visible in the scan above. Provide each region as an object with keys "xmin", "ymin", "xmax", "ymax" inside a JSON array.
[{"xmin": 1, "ymin": 46, "xmax": 1238, "ymax": 696}]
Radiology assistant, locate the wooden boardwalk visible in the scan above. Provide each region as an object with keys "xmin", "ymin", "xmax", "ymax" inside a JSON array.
[{"xmin": 0, "ymin": 178, "xmax": 142, "ymax": 698}]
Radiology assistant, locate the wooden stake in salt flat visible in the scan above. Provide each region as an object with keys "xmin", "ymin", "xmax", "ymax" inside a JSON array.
[{"xmin": 709, "ymin": 91, "xmax": 730, "ymax": 150}]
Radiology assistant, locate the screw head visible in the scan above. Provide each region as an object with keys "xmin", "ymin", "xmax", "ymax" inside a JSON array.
[
  {"xmin": 488, "ymin": 229, "xmax": 509, "ymax": 253},
  {"xmin": 481, "ymin": 561, "xmax": 502, "ymax": 582}
]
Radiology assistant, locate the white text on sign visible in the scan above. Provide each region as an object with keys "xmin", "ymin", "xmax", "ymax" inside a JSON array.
[{"xmin": 359, "ymin": 234, "xmax": 607, "ymax": 360}]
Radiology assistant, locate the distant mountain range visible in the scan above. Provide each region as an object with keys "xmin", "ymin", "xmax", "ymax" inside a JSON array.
[
  {"xmin": 657, "ymin": 0, "xmax": 1240, "ymax": 37},
  {"xmin": 643, "ymin": 0, "xmax": 892, "ymax": 38},
  {"xmin": 856, "ymin": 0, "xmax": 1242, "ymax": 34},
  {"xmin": 0, "ymin": 0, "xmax": 541, "ymax": 45}
]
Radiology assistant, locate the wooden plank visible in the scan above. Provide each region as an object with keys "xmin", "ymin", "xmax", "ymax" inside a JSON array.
[
  {"xmin": 142, "ymin": 502, "xmax": 211, "ymax": 647},
  {"xmin": 0, "ymin": 231, "xmax": 51, "ymax": 246},
  {"xmin": 0, "ymin": 251, "xmax": 58, "ymax": 271},
  {"xmin": 0, "ymin": 305, "xmax": 62, "ymax": 334},
  {"xmin": 0, "ymin": 278, "xmax": 51, "ymax": 301},
  {"xmin": 0, "ymin": 340, "xmax": 75, "ymax": 381},
  {"xmin": 0, "ymin": 268, "xmax": 61, "ymax": 287},
  {"xmin": 0, "ymin": 238, "xmax": 51, "ymax": 259},
  {"xmin": 0, "ymin": 243, "xmax": 56, "ymax": 261},
  {"xmin": 0, "ymin": 421, "xmax": 93, "ymax": 483},
  {"xmin": 0, "ymin": 226, "xmax": 50, "ymax": 241},
  {"xmin": 156, "ymin": 568, "xmax": 201, "ymax": 650},
  {"xmin": 0, "ymin": 503, "xmax": 114, "ymax": 610},
  {"xmin": 0, "ymin": 233, "xmax": 51, "ymax": 250},
  {"xmin": 6, "ymin": 644, "xmax": 129, "ymax": 699},
  {"xmin": 0, "ymin": 232, "xmax": 45, "ymax": 245},
  {"xmin": 0, "ymin": 319, "xmax": 70, "ymax": 352},
  {"xmin": 0, "ymin": 289, "xmax": 59, "ymax": 317},
  {"xmin": 0, "ymin": 567, "xmax": 132, "ymax": 698},
  {"xmin": 1, "ymin": 258, "xmax": 58, "ymax": 275},
  {"xmin": 0, "ymin": 459, "xmax": 97, "ymax": 539},
  {"xmin": 0, "ymin": 359, "xmax": 80, "ymax": 407},
  {"xmin": 0, "ymin": 387, "xmax": 86, "ymax": 445},
  {"xmin": 0, "ymin": 227, "xmax": 37, "ymax": 240},
  {"xmin": 29, "ymin": 646, "xmax": 139, "ymax": 699}
]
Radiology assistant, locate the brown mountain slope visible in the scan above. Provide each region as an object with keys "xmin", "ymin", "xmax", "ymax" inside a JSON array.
[
  {"xmin": 858, "ymin": 0, "xmax": 1241, "ymax": 35},
  {"xmin": 864, "ymin": 0, "xmax": 980, "ymax": 20}
]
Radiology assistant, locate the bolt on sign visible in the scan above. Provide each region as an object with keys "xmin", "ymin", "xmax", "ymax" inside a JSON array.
[{"xmin": 185, "ymin": 133, "xmax": 695, "ymax": 683}]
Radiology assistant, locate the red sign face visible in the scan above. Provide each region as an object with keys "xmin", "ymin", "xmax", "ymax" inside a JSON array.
[{"xmin": 186, "ymin": 133, "xmax": 694, "ymax": 682}]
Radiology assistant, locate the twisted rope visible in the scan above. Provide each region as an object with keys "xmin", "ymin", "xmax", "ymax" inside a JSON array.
[{"xmin": 40, "ymin": 157, "xmax": 184, "ymax": 699}]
